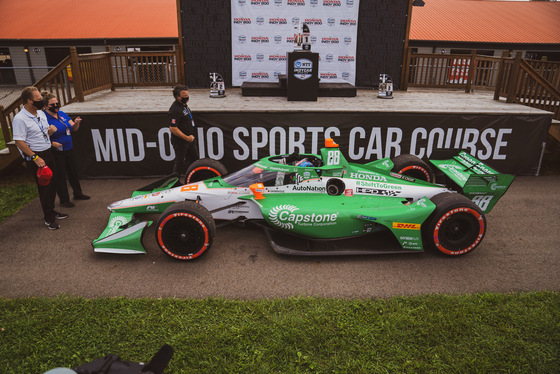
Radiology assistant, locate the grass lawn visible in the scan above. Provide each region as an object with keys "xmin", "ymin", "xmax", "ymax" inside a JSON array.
[{"xmin": 0, "ymin": 293, "xmax": 559, "ymax": 373}]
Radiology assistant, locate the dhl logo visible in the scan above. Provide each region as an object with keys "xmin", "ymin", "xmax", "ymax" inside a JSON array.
[
  {"xmin": 181, "ymin": 185, "xmax": 199, "ymax": 192},
  {"xmin": 392, "ymin": 222, "xmax": 421, "ymax": 230}
]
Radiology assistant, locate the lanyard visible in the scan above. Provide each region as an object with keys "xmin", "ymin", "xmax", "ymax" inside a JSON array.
[
  {"xmin": 57, "ymin": 115, "xmax": 71, "ymax": 132},
  {"xmin": 34, "ymin": 116, "xmax": 49, "ymax": 142}
]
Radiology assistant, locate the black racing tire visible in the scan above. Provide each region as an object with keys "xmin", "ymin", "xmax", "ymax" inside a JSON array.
[
  {"xmin": 185, "ymin": 158, "xmax": 228, "ymax": 184},
  {"xmin": 156, "ymin": 201, "xmax": 216, "ymax": 261},
  {"xmin": 423, "ymin": 192, "xmax": 486, "ymax": 256},
  {"xmin": 391, "ymin": 154, "xmax": 435, "ymax": 183},
  {"xmin": 326, "ymin": 178, "xmax": 345, "ymax": 196}
]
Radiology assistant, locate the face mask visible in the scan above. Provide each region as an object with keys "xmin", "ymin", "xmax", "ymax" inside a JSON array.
[
  {"xmin": 180, "ymin": 97, "xmax": 189, "ymax": 104},
  {"xmin": 49, "ymin": 104, "xmax": 60, "ymax": 112},
  {"xmin": 32, "ymin": 100, "xmax": 45, "ymax": 110}
]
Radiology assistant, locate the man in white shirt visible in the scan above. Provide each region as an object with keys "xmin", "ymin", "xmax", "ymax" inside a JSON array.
[{"xmin": 13, "ymin": 86, "xmax": 68, "ymax": 229}]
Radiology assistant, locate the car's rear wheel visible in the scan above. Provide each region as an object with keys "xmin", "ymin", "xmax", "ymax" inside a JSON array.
[
  {"xmin": 423, "ymin": 192, "xmax": 486, "ymax": 256},
  {"xmin": 185, "ymin": 158, "xmax": 228, "ymax": 184},
  {"xmin": 156, "ymin": 201, "xmax": 216, "ymax": 260},
  {"xmin": 391, "ymin": 154, "xmax": 434, "ymax": 183}
]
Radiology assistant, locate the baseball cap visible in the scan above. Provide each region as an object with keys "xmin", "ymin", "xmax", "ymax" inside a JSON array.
[{"xmin": 37, "ymin": 166, "xmax": 53, "ymax": 186}]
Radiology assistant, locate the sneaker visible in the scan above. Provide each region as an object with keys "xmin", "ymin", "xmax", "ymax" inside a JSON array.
[
  {"xmin": 60, "ymin": 201, "xmax": 76, "ymax": 208},
  {"xmin": 54, "ymin": 211, "xmax": 68, "ymax": 220},
  {"xmin": 45, "ymin": 221, "xmax": 60, "ymax": 230},
  {"xmin": 74, "ymin": 194, "xmax": 91, "ymax": 200}
]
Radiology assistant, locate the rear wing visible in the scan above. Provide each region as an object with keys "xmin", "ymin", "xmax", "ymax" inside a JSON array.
[{"xmin": 429, "ymin": 152, "xmax": 514, "ymax": 213}]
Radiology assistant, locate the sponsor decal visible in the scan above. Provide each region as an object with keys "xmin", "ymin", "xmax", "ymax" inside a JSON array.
[
  {"xmin": 350, "ymin": 172, "xmax": 388, "ymax": 182},
  {"xmin": 327, "ymin": 18, "xmax": 336, "ymax": 26},
  {"xmin": 269, "ymin": 204, "xmax": 338, "ymax": 229},
  {"xmin": 233, "ymin": 18, "xmax": 251, "ymax": 24},
  {"xmin": 238, "ymin": 35, "xmax": 247, "ymax": 44},
  {"xmin": 342, "ymin": 72, "xmax": 350, "ymax": 80},
  {"xmin": 304, "ymin": 18, "xmax": 322, "ymax": 25},
  {"xmin": 344, "ymin": 189, "xmax": 353, "ymax": 197},
  {"xmin": 256, "ymin": 16, "xmax": 265, "ymax": 25},
  {"xmin": 338, "ymin": 55, "xmax": 355, "ymax": 62},
  {"xmin": 269, "ymin": 54, "xmax": 287, "ymax": 61},
  {"xmin": 356, "ymin": 187, "xmax": 401, "ymax": 197},
  {"xmin": 234, "ymin": 55, "xmax": 252, "ymax": 61},
  {"xmin": 321, "ymin": 37, "xmax": 340, "ymax": 44},
  {"xmin": 390, "ymin": 172, "xmax": 415, "ymax": 182},
  {"xmin": 274, "ymin": 0, "xmax": 283, "ymax": 5},
  {"xmin": 107, "ymin": 215, "xmax": 129, "ymax": 235},
  {"xmin": 355, "ymin": 181, "xmax": 402, "ymax": 190},
  {"xmin": 238, "ymin": 0, "xmax": 246, "ymax": 5},
  {"xmin": 146, "ymin": 205, "xmax": 157, "ymax": 211},
  {"xmin": 392, "ymin": 222, "xmax": 421, "ymax": 230},
  {"xmin": 438, "ymin": 164, "xmax": 468, "ymax": 182},
  {"xmin": 256, "ymin": 53, "xmax": 265, "ymax": 62},
  {"xmin": 251, "ymin": 72, "xmax": 270, "ymax": 79},
  {"xmin": 325, "ymin": 54, "xmax": 334, "ymax": 63},
  {"xmin": 292, "ymin": 17, "xmax": 300, "ymax": 25},
  {"xmin": 343, "ymin": 36, "xmax": 352, "ymax": 45},
  {"xmin": 239, "ymin": 71, "xmax": 247, "ymax": 79},
  {"xmin": 292, "ymin": 185, "xmax": 326, "ymax": 192},
  {"xmin": 251, "ymin": 36, "xmax": 269, "ymax": 43},
  {"xmin": 251, "ymin": 0, "xmax": 269, "ymax": 5},
  {"xmin": 320, "ymin": 73, "xmax": 338, "ymax": 80},
  {"xmin": 310, "ymin": 0, "xmax": 318, "ymax": 5},
  {"xmin": 323, "ymin": 0, "xmax": 341, "ymax": 6},
  {"xmin": 274, "ymin": 35, "xmax": 283, "ymax": 44},
  {"xmin": 340, "ymin": 19, "xmax": 357, "ymax": 26},
  {"xmin": 269, "ymin": 17, "xmax": 287, "ymax": 24},
  {"xmin": 181, "ymin": 185, "xmax": 199, "ymax": 192},
  {"xmin": 287, "ymin": 0, "xmax": 305, "ymax": 5},
  {"xmin": 358, "ymin": 214, "xmax": 376, "ymax": 221},
  {"xmin": 293, "ymin": 58, "xmax": 313, "ymax": 80}
]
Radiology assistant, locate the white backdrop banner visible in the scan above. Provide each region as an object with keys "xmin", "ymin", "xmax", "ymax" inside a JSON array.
[{"xmin": 231, "ymin": 0, "xmax": 360, "ymax": 86}]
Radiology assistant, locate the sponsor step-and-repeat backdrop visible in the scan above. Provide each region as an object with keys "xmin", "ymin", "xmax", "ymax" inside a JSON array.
[
  {"xmin": 73, "ymin": 112, "xmax": 551, "ymax": 178},
  {"xmin": 231, "ymin": 0, "xmax": 360, "ymax": 86}
]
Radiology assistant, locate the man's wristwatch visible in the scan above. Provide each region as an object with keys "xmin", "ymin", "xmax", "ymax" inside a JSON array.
[{"xmin": 30, "ymin": 154, "xmax": 38, "ymax": 161}]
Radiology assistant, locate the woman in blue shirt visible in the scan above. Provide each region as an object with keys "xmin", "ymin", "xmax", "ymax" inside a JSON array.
[{"xmin": 42, "ymin": 92, "xmax": 90, "ymax": 208}]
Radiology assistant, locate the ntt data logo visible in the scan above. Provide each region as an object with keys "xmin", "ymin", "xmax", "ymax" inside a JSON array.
[
  {"xmin": 342, "ymin": 72, "xmax": 350, "ymax": 80},
  {"xmin": 310, "ymin": 36, "xmax": 317, "ymax": 44},
  {"xmin": 238, "ymin": 0, "xmax": 246, "ymax": 5},
  {"xmin": 274, "ymin": 35, "xmax": 283, "ymax": 44},
  {"xmin": 238, "ymin": 35, "xmax": 247, "ymax": 44},
  {"xmin": 239, "ymin": 71, "xmax": 247, "ymax": 79},
  {"xmin": 256, "ymin": 53, "xmax": 265, "ymax": 62},
  {"xmin": 327, "ymin": 18, "xmax": 336, "ymax": 26},
  {"xmin": 344, "ymin": 36, "xmax": 352, "ymax": 45},
  {"xmin": 233, "ymin": 18, "xmax": 251, "ymax": 24},
  {"xmin": 310, "ymin": 0, "xmax": 318, "ymax": 6},
  {"xmin": 256, "ymin": 16, "xmax": 264, "ymax": 25},
  {"xmin": 269, "ymin": 54, "xmax": 287, "ymax": 61},
  {"xmin": 325, "ymin": 54, "xmax": 334, "ymax": 62},
  {"xmin": 274, "ymin": 0, "xmax": 283, "ymax": 6},
  {"xmin": 292, "ymin": 17, "xmax": 300, "ymax": 25},
  {"xmin": 346, "ymin": 0, "xmax": 354, "ymax": 6}
]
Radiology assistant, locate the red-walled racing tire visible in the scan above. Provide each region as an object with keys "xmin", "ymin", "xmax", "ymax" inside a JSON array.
[
  {"xmin": 185, "ymin": 158, "xmax": 228, "ymax": 184},
  {"xmin": 424, "ymin": 192, "xmax": 486, "ymax": 256},
  {"xmin": 156, "ymin": 201, "xmax": 216, "ymax": 260},
  {"xmin": 391, "ymin": 154, "xmax": 435, "ymax": 183}
]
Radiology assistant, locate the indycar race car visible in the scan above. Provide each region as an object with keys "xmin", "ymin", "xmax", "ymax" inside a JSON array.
[{"xmin": 92, "ymin": 139, "xmax": 514, "ymax": 260}]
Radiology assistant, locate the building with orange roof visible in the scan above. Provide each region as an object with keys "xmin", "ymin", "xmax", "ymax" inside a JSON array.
[{"xmin": 1, "ymin": 0, "xmax": 559, "ymax": 87}]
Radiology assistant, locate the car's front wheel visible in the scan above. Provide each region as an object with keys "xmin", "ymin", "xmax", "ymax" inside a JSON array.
[
  {"xmin": 423, "ymin": 192, "xmax": 486, "ymax": 256},
  {"xmin": 156, "ymin": 201, "xmax": 216, "ymax": 260}
]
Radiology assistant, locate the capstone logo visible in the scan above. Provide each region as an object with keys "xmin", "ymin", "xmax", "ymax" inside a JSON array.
[
  {"xmin": 327, "ymin": 17, "xmax": 336, "ymax": 26},
  {"xmin": 320, "ymin": 73, "xmax": 338, "ymax": 80},
  {"xmin": 343, "ymin": 36, "xmax": 352, "ymax": 45},
  {"xmin": 338, "ymin": 55, "xmax": 355, "ymax": 62},
  {"xmin": 256, "ymin": 16, "xmax": 264, "ymax": 25},
  {"xmin": 321, "ymin": 37, "xmax": 339, "ymax": 44},
  {"xmin": 323, "ymin": 0, "xmax": 341, "ymax": 6},
  {"xmin": 304, "ymin": 18, "xmax": 322, "ymax": 25},
  {"xmin": 251, "ymin": 36, "xmax": 269, "ymax": 43},
  {"xmin": 251, "ymin": 0, "xmax": 269, "ymax": 5},
  {"xmin": 234, "ymin": 54, "xmax": 252, "ymax": 61},
  {"xmin": 251, "ymin": 72, "xmax": 269, "ymax": 79},
  {"xmin": 233, "ymin": 18, "xmax": 252, "ymax": 24},
  {"xmin": 256, "ymin": 53, "xmax": 264, "ymax": 62},
  {"xmin": 269, "ymin": 54, "xmax": 287, "ymax": 61},
  {"xmin": 287, "ymin": 0, "xmax": 305, "ymax": 6},
  {"xmin": 269, "ymin": 17, "xmax": 287, "ymax": 24},
  {"xmin": 238, "ymin": 35, "xmax": 247, "ymax": 44},
  {"xmin": 269, "ymin": 204, "xmax": 338, "ymax": 229},
  {"xmin": 340, "ymin": 19, "xmax": 357, "ymax": 26}
]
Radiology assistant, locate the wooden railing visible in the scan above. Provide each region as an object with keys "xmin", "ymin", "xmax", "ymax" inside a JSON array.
[{"xmin": 0, "ymin": 46, "xmax": 182, "ymax": 144}]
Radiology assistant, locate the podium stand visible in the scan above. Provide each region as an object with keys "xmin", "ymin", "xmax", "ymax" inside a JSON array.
[{"xmin": 286, "ymin": 52, "xmax": 319, "ymax": 101}]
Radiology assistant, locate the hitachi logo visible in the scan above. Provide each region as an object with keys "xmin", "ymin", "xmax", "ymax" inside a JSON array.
[
  {"xmin": 349, "ymin": 173, "xmax": 388, "ymax": 182},
  {"xmin": 292, "ymin": 185, "xmax": 326, "ymax": 192}
]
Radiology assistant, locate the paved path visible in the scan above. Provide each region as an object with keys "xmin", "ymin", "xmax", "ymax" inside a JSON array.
[{"xmin": 1, "ymin": 176, "xmax": 559, "ymax": 299}]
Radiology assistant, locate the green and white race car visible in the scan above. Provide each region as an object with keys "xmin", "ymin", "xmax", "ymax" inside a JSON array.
[{"xmin": 93, "ymin": 139, "xmax": 514, "ymax": 260}]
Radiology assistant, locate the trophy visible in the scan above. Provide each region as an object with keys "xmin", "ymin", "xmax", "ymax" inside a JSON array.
[
  {"xmin": 378, "ymin": 74, "xmax": 393, "ymax": 99},
  {"xmin": 209, "ymin": 73, "xmax": 226, "ymax": 98},
  {"xmin": 294, "ymin": 22, "xmax": 311, "ymax": 51}
]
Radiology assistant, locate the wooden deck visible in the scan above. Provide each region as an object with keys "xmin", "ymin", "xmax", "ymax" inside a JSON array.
[{"xmin": 61, "ymin": 87, "xmax": 550, "ymax": 116}]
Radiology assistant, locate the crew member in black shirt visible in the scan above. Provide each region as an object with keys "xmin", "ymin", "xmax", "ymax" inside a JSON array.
[{"xmin": 168, "ymin": 85, "xmax": 199, "ymax": 184}]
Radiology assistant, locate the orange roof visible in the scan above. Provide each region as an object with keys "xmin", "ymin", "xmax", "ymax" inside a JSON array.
[
  {"xmin": 0, "ymin": 0, "xmax": 177, "ymax": 40},
  {"xmin": 410, "ymin": 0, "xmax": 560, "ymax": 44}
]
